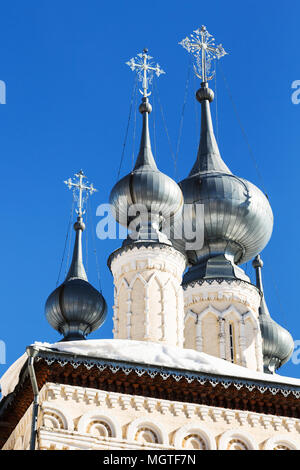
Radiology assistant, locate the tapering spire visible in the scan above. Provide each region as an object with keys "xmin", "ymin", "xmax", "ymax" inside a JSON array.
[
  {"xmin": 252, "ymin": 254, "xmax": 270, "ymax": 317},
  {"xmin": 133, "ymin": 97, "xmax": 157, "ymax": 170},
  {"xmin": 65, "ymin": 218, "xmax": 87, "ymax": 281},
  {"xmin": 126, "ymin": 48, "xmax": 165, "ymax": 170},
  {"xmin": 64, "ymin": 170, "xmax": 97, "ymax": 281},
  {"xmin": 179, "ymin": 27, "xmax": 230, "ymax": 176},
  {"xmin": 189, "ymin": 83, "xmax": 231, "ymax": 175}
]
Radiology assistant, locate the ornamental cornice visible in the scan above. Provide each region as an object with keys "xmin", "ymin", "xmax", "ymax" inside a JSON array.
[
  {"xmin": 108, "ymin": 242, "xmax": 187, "ymax": 273},
  {"xmin": 184, "ymin": 279, "xmax": 261, "ymax": 311},
  {"xmin": 40, "ymin": 383, "xmax": 300, "ymax": 435},
  {"xmin": 31, "ymin": 349, "xmax": 300, "ymax": 399},
  {"xmin": 109, "ymin": 243, "xmax": 186, "ymax": 282}
]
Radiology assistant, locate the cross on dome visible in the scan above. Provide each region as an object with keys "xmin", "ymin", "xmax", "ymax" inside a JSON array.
[
  {"xmin": 64, "ymin": 170, "xmax": 97, "ymax": 218},
  {"xmin": 126, "ymin": 48, "xmax": 165, "ymax": 97},
  {"xmin": 179, "ymin": 25, "xmax": 227, "ymax": 82}
]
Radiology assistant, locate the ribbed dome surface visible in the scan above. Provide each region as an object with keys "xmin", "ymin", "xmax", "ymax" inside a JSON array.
[
  {"xmin": 45, "ymin": 218, "xmax": 107, "ymax": 341},
  {"xmin": 180, "ymin": 172, "xmax": 273, "ymax": 265},
  {"xmin": 46, "ymin": 278, "xmax": 107, "ymax": 341},
  {"xmin": 259, "ymin": 313, "xmax": 294, "ymax": 373},
  {"xmin": 111, "ymin": 166, "xmax": 183, "ymax": 226}
]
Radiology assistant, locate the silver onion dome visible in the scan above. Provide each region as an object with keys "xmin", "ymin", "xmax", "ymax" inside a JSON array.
[
  {"xmin": 110, "ymin": 96, "xmax": 183, "ymax": 244},
  {"xmin": 45, "ymin": 215, "xmax": 107, "ymax": 341},
  {"xmin": 177, "ymin": 83, "xmax": 273, "ymax": 284},
  {"xmin": 253, "ymin": 255, "xmax": 294, "ymax": 374}
]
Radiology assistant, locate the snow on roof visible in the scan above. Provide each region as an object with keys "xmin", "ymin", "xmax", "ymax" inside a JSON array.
[{"xmin": 1, "ymin": 339, "xmax": 300, "ymax": 399}]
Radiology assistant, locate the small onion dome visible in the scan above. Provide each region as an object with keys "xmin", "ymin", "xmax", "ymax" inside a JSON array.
[
  {"xmin": 110, "ymin": 97, "xmax": 183, "ymax": 243},
  {"xmin": 253, "ymin": 255, "xmax": 294, "ymax": 373},
  {"xmin": 177, "ymin": 82, "xmax": 273, "ymax": 282},
  {"xmin": 45, "ymin": 218, "xmax": 107, "ymax": 341}
]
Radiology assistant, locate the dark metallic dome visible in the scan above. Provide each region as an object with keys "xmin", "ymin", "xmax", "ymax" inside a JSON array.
[
  {"xmin": 177, "ymin": 83, "xmax": 273, "ymax": 282},
  {"xmin": 253, "ymin": 255, "xmax": 294, "ymax": 373},
  {"xmin": 45, "ymin": 218, "xmax": 107, "ymax": 341},
  {"xmin": 110, "ymin": 97, "xmax": 183, "ymax": 243}
]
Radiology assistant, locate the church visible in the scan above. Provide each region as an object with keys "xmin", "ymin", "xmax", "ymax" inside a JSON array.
[{"xmin": 0, "ymin": 26, "xmax": 299, "ymax": 451}]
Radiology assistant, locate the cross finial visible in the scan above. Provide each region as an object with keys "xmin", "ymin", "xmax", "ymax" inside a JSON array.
[
  {"xmin": 126, "ymin": 49, "xmax": 165, "ymax": 97},
  {"xmin": 179, "ymin": 26, "xmax": 227, "ymax": 82},
  {"xmin": 64, "ymin": 170, "xmax": 97, "ymax": 218}
]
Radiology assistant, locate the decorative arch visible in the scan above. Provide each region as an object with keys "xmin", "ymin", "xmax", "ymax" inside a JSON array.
[
  {"xmin": 129, "ymin": 273, "xmax": 147, "ymax": 289},
  {"xmin": 173, "ymin": 424, "xmax": 216, "ymax": 450},
  {"xmin": 77, "ymin": 410, "xmax": 121, "ymax": 439},
  {"xmin": 42, "ymin": 405, "xmax": 73, "ymax": 431},
  {"xmin": 222, "ymin": 307, "xmax": 242, "ymax": 322},
  {"xmin": 263, "ymin": 435, "xmax": 299, "ymax": 450},
  {"xmin": 116, "ymin": 276, "xmax": 129, "ymax": 295},
  {"xmin": 184, "ymin": 309, "xmax": 197, "ymax": 324},
  {"xmin": 147, "ymin": 273, "xmax": 163, "ymax": 289},
  {"xmin": 243, "ymin": 310, "xmax": 259, "ymax": 325},
  {"xmin": 126, "ymin": 418, "xmax": 168, "ymax": 445},
  {"xmin": 218, "ymin": 429, "xmax": 258, "ymax": 450},
  {"xmin": 197, "ymin": 305, "xmax": 221, "ymax": 321}
]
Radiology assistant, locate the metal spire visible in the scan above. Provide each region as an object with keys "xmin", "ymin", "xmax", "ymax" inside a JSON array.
[
  {"xmin": 179, "ymin": 26, "xmax": 227, "ymax": 82},
  {"xmin": 64, "ymin": 170, "xmax": 97, "ymax": 219},
  {"xmin": 64, "ymin": 170, "xmax": 97, "ymax": 281},
  {"xmin": 126, "ymin": 48, "xmax": 165, "ymax": 97}
]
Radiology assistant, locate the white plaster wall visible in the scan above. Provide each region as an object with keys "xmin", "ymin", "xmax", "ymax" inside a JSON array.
[
  {"xmin": 183, "ymin": 280, "xmax": 264, "ymax": 371},
  {"xmin": 110, "ymin": 245, "xmax": 186, "ymax": 347}
]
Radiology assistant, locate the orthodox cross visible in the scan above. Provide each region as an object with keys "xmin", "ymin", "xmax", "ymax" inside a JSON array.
[
  {"xmin": 179, "ymin": 26, "xmax": 227, "ymax": 82},
  {"xmin": 126, "ymin": 48, "xmax": 165, "ymax": 97},
  {"xmin": 64, "ymin": 170, "xmax": 97, "ymax": 218}
]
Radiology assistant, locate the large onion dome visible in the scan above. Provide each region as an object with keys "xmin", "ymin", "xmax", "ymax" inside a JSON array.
[
  {"xmin": 253, "ymin": 255, "xmax": 294, "ymax": 374},
  {"xmin": 110, "ymin": 96, "xmax": 183, "ymax": 244},
  {"xmin": 45, "ymin": 217, "xmax": 107, "ymax": 341},
  {"xmin": 178, "ymin": 83, "xmax": 273, "ymax": 284}
]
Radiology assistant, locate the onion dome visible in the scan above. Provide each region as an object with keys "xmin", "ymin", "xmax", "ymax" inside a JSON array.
[
  {"xmin": 110, "ymin": 49, "xmax": 183, "ymax": 245},
  {"xmin": 179, "ymin": 82, "xmax": 273, "ymax": 284},
  {"xmin": 252, "ymin": 255, "xmax": 294, "ymax": 374},
  {"xmin": 45, "ymin": 172, "xmax": 107, "ymax": 341}
]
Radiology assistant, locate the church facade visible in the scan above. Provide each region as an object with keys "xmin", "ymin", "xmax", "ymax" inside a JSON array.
[{"xmin": 0, "ymin": 27, "xmax": 299, "ymax": 451}]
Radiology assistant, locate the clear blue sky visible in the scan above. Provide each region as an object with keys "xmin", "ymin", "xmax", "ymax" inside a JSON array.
[{"xmin": 0, "ymin": 0, "xmax": 300, "ymax": 381}]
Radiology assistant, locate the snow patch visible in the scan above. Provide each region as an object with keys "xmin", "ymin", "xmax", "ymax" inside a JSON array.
[{"xmin": 1, "ymin": 339, "xmax": 300, "ymax": 399}]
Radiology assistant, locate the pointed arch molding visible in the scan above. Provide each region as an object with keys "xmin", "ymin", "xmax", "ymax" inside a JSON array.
[{"xmin": 173, "ymin": 423, "xmax": 216, "ymax": 450}]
